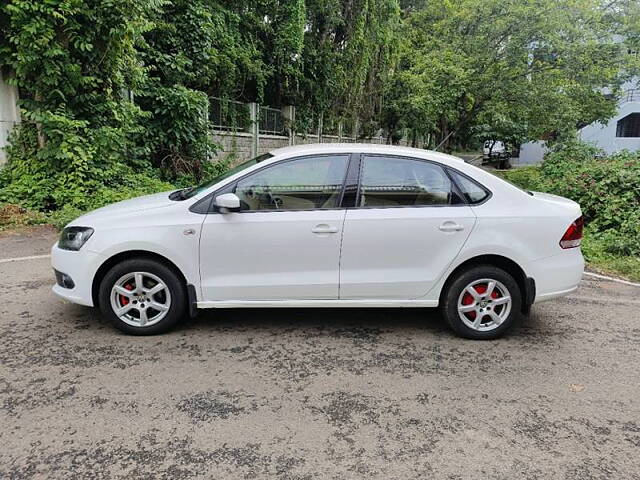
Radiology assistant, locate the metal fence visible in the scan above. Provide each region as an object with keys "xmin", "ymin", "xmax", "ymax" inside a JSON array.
[
  {"xmin": 621, "ymin": 89, "xmax": 640, "ymax": 104},
  {"xmin": 259, "ymin": 106, "xmax": 285, "ymax": 135},
  {"xmin": 209, "ymin": 97, "xmax": 251, "ymax": 131},
  {"xmin": 208, "ymin": 96, "xmax": 391, "ymax": 158}
]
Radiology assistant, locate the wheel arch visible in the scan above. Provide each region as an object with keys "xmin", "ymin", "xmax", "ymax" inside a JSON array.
[
  {"xmin": 440, "ymin": 254, "xmax": 535, "ymax": 313},
  {"xmin": 91, "ymin": 250, "xmax": 189, "ymax": 308}
]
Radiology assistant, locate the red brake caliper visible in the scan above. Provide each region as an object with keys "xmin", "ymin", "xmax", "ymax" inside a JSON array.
[{"xmin": 120, "ymin": 283, "xmax": 134, "ymax": 306}]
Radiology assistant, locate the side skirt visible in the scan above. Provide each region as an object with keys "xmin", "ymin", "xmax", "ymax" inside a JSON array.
[{"xmin": 196, "ymin": 299, "xmax": 439, "ymax": 309}]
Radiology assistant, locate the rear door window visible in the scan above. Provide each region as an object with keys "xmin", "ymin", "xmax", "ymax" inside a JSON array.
[{"xmin": 358, "ymin": 156, "xmax": 459, "ymax": 207}]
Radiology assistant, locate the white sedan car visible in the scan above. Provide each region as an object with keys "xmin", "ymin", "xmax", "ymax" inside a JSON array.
[{"xmin": 52, "ymin": 144, "xmax": 584, "ymax": 339}]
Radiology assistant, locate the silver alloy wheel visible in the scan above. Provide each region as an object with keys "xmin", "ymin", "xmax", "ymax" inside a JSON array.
[
  {"xmin": 110, "ymin": 271, "xmax": 171, "ymax": 327},
  {"xmin": 457, "ymin": 278, "xmax": 512, "ymax": 332}
]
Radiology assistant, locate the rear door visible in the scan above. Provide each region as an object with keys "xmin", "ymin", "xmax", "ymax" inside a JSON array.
[{"xmin": 339, "ymin": 154, "xmax": 477, "ymax": 299}]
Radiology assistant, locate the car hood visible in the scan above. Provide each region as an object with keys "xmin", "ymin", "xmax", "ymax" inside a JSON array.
[{"xmin": 71, "ymin": 190, "xmax": 177, "ymax": 224}]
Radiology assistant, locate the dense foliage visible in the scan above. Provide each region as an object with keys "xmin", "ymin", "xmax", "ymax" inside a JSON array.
[
  {"xmin": 0, "ymin": 0, "xmax": 404, "ymax": 213},
  {"xmin": 0, "ymin": 0, "xmax": 638, "ymax": 223},
  {"xmin": 0, "ymin": 0, "xmax": 160, "ymax": 211}
]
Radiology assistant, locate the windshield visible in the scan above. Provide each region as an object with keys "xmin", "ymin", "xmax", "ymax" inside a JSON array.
[{"xmin": 179, "ymin": 153, "xmax": 273, "ymax": 199}]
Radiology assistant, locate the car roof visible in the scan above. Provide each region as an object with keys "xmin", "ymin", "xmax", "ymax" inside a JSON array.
[{"xmin": 269, "ymin": 143, "xmax": 465, "ymax": 165}]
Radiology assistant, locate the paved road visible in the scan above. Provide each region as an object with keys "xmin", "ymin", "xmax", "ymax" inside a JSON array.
[{"xmin": 1, "ymin": 226, "xmax": 639, "ymax": 479}]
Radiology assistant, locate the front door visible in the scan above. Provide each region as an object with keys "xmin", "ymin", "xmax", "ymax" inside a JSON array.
[
  {"xmin": 199, "ymin": 154, "xmax": 350, "ymax": 301},
  {"xmin": 339, "ymin": 155, "xmax": 476, "ymax": 299}
]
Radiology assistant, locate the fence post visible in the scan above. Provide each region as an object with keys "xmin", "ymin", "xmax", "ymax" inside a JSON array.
[
  {"xmin": 317, "ymin": 112, "xmax": 323, "ymax": 143},
  {"xmin": 0, "ymin": 70, "xmax": 21, "ymax": 165},
  {"xmin": 353, "ymin": 118, "xmax": 359, "ymax": 140},
  {"xmin": 282, "ymin": 105, "xmax": 295, "ymax": 146},
  {"xmin": 249, "ymin": 102, "xmax": 259, "ymax": 158}
]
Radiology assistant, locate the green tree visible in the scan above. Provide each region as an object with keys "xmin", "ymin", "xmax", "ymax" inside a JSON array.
[
  {"xmin": 0, "ymin": 0, "xmax": 159, "ymax": 209},
  {"xmin": 296, "ymin": 0, "xmax": 401, "ymax": 135},
  {"xmin": 385, "ymin": 0, "xmax": 634, "ymax": 150}
]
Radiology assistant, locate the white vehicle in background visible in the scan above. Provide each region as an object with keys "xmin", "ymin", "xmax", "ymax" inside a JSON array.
[
  {"xmin": 483, "ymin": 140, "xmax": 514, "ymax": 168},
  {"xmin": 52, "ymin": 144, "xmax": 584, "ymax": 339},
  {"xmin": 483, "ymin": 140, "xmax": 506, "ymax": 159}
]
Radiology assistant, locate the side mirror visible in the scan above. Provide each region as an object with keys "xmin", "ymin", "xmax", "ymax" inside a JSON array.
[{"xmin": 214, "ymin": 193, "xmax": 240, "ymax": 212}]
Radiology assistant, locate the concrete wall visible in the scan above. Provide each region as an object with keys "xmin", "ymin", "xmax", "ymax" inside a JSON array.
[
  {"xmin": 517, "ymin": 141, "xmax": 548, "ymax": 166},
  {"xmin": 211, "ymin": 130, "xmax": 394, "ymax": 165},
  {"xmin": 0, "ymin": 71, "xmax": 21, "ymax": 165}
]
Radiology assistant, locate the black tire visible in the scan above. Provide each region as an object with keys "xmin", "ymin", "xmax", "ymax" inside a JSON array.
[
  {"xmin": 441, "ymin": 265, "xmax": 522, "ymax": 340},
  {"xmin": 98, "ymin": 258, "xmax": 187, "ymax": 335}
]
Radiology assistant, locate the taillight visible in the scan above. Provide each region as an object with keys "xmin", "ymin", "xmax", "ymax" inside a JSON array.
[{"xmin": 560, "ymin": 216, "xmax": 584, "ymax": 249}]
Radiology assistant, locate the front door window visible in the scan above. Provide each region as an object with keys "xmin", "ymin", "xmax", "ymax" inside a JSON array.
[{"xmin": 235, "ymin": 155, "xmax": 349, "ymax": 211}]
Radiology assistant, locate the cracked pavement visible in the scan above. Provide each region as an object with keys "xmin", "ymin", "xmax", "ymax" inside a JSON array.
[{"xmin": 1, "ymin": 226, "xmax": 639, "ymax": 479}]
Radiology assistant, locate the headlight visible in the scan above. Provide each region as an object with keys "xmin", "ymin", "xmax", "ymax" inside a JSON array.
[{"xmin": 58, "ymin": 226, "xmax": 94, "ymax": 251}]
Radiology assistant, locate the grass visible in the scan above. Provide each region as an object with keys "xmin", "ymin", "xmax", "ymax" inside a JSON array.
[{"xmin": 582, "ymin": 235, "xmax": 640, "ymax": 283}]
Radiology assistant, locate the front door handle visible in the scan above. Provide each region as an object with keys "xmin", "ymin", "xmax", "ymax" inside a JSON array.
[
  {"xmin": 439, "ymin": 222, "xmax": 464, "ymax": 232},
  {"xmin": 312, "ymin": 224, "xmax": 339, "ymax": 234}
]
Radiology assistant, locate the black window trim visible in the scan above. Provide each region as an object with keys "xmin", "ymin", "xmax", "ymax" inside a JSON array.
[
  {"xmin": 349, "ymin": 153, "xmax": 477, "ymax": 210},
  {"xmin": 339, "ymin": 153, "xmax": 362, "ymax": 209},
  {"xmin": 192, "ymin": 152, "xmax": 357, "ymax": 214},
  {"xmin": 445, "ymin": 165, "xmax": 493, "ymax": 206},
  {"xmin": 189, "ymin": 152, "xmax": 493, "ymax": 214}
]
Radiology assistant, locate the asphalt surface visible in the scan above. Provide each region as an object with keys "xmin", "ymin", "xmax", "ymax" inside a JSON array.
[{"xmin": 1, "ymin": 226, "xmax": 639, "ymax": 479}]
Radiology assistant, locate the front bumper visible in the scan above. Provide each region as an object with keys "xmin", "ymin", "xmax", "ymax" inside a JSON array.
[{"xmin": 51, "ymin": 243, "xmax": 105, "ymax": 307}]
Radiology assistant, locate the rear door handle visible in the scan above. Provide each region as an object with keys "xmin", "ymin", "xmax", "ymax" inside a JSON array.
[
  {"xmin": 312, "ymin": 224, "xmax": 339, "ymax": 234},
  {"xmin": 439, "ymin": 222, "xmax": 464, "ymax": 232}
]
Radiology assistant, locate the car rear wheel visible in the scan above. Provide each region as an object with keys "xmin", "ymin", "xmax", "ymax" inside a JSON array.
[
  {"xmin": 98, "ymin": 258, "xmax": 186, "ymax": 335},
  {"xmin": 441, "ymin": 265, "xmax": 522, "ymax": 339}
]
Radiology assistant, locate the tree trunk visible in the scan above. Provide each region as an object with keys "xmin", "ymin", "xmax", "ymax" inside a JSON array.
[{"xmin": 439, "ymin": 116, "xmax": 449, "ymax": 152}]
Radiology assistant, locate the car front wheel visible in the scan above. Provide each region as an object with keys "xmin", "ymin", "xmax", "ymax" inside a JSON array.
[
  {"xmin": 441, "ymin": 265, "xmax": 522, "ymax": 339},
  {"xmin": 98, "ymin": 258, "xmax": 186, "ymax": 335}
]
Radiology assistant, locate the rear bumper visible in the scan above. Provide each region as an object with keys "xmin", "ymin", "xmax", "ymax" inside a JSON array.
[
  {"xmin": 525, "ymin": 248, "xmax": 584, "ymax": 304},
  {"xmin": 51, "ymin": 244, "xmax": 104, "ymax": 307},
  {"xmin": 535, "ymin": 285, "xmax": 579, "ymax": 303}
]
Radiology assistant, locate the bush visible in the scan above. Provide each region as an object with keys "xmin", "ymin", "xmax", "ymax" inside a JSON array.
[
  {"xmin": 138, "ymin": 85, "xmax": 218, "ymax": 181},
  {"xmin": 0, "ymin": 119, "xmax": 177, "ymax": 228},
  {"xmin": 498, "ymin": 166, "xmax": 546, "ymax": 192},
  {"xmin": 0, "ymin": 109, "xmax": 157, "ymax": 209},
  {"xmin": 0, "ymin": 117, "xmax": 229, "ymax": 229},
  {"xmin": 541, "ymin": 144, "xmax": 640, "ymax": 256}
]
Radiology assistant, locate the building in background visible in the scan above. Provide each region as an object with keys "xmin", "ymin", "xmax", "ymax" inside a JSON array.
[
  {"xmin": 519, "ymin": 80, "xmax": 640, "ymax": 165},
  {"xmin": 519, "ymin": 39, "xmax": 640, "ymax": 167},
  {"xmin": 579, "ymin": 80, "xmax": 640, "ymax": 154}
]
